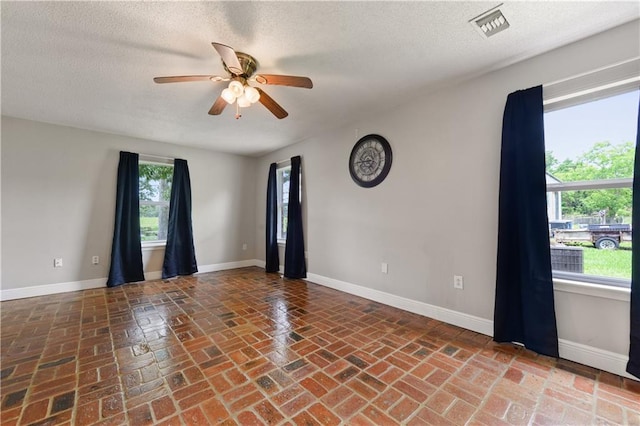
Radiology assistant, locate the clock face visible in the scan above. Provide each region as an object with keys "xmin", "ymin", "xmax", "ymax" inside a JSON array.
[{"xmin": 349, "ymin": 134, "xmax": 392, "ymax": 188}]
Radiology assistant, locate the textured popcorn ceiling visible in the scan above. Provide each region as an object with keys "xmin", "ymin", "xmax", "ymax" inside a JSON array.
[{"xmin": 1, "ymin": 2, "xmax": 638, "ymax": 156}]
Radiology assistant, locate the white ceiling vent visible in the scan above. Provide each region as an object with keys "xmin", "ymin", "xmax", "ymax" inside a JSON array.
[{"xmin": 471, "ymin": 5, "xmax": 510, "ymax": 38}]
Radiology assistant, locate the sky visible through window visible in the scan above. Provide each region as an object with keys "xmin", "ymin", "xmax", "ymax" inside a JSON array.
[{"xmin": 544, "ymin": 90, "xmax": 639, "ymax": 161}]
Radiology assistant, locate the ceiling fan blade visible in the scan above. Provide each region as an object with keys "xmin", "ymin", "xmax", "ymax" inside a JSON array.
[
  {"xmin": 256, "ymin": 88, "xmax": 288, "ymax": 119},
  {"xmin": 254, "ymin": 74, "xmax": 313, "ymax": 89},
  {"xmin": 154, "ymin": 75, "xmax": 227, "ymax": 84},
  {"xmin": 212, "ymin": 42, "xmax": 243, "ymax": 75},
  {"xmin": 208, "ymin": 96, "xmax": 228, "ymax": 115}
]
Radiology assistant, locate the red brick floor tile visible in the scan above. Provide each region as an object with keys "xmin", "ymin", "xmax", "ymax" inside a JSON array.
[
  {"xmin": 127, "ymin": 403, "xmax": 154, "ymax": 425},
  {"xmin": 1, "ymin": 267, "xmax": 636, "ymax": 426},
  {"xmin": 151, "ymin": 395, "xmax": 176, "ymax": 420},
  {"xmin": 76, "ymin": 401, "xmax": 100, "ymax": 425},
  {"xmin": 300, "ymin": 377, "xmax": 328, "ymax": 398},
  {"xmin": 254, "ymin": 400, "xmax": 285, "ymax": 424},
  {"xmin": 372, "ymin": 387, "xmax": 403, "ymax": 412},
  {"xmin": 445, "ymin": 399, "xmax": 476, "ymax": 424},
  {"xmin": 229, "ymin": 390, "xmax": 263, "ymax": 412},
  {"xmin": 574, "ymin": 374, "xmax": 596, "ymax": 394},
  {"xmin": 19, "ymin": 398, "xmax": 50, "ymax": 424},
  {"xmin": 334, "ymin": 394, "xmax": 367, "ymax": 419},
  {"xmin": 596, "ymin": 398, "xmax": 625, "ymax": 424},
  {"xmin": 410, "ymin": 407, "xmax": 456, "ymax": 426},
  {"xmin": 481, "ymin": 394, "xmax": 510, "ymax": 419},
  {"xmin": 307, "ymin": 402, "xmax": 341, "ymax": 425},
  {"xmin": 154, "ymin": 413, "xmax": 184, "ymax": 426},
  {"xmin": 349, "ymin": 413, "xmax": 376, "ymax": 426},
  {"xmin": 389, "ymin": 396, "xmax": 420, "ymax": 422},
  {"xmin": 360, "ymin": 405, "xmax": 397, "ymax": 424},
  {"xmin": 321, "ymin": 386, "xmax": 354, "ymax": 408},
  {"xmin": 200, "ymin": 398, "xmax": 229, "ymax": 423},
  {"xmin": 280, "ymin": 391, "xmax": 316, "ymax": 417},
  {"xmin": 180, "ymin": 406, "xmax": 210, "ymax": 425},
  {"xmin": 292, "ymin": 410, "xmax": 321, "ymax": 426}
]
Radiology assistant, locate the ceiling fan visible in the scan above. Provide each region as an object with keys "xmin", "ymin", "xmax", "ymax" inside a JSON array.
[{"xmin": 153, "ymin": 42, "xmax": 313, "ymax": 119}]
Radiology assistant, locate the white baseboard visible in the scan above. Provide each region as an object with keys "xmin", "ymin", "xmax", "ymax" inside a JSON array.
[
  {"xmin": 196, "ymin": 259, "xmax": 261, "ymax": 274},
  {"xmin": 0, "ymin": 259, "xmax": 263, "ymax": 301},
  {"xmin": 558, "ymin": 339, "xmax": 634, "ymax": 380},
  {"xmin": 304, "ymin": 272, "xmax": 632, "ymax": 379},
  {"xmin": 0, "ymin": 278, "xmax": 106, "ymax": 301},
  {"xmin": 306, "ymin": 273, "xmax": 493, "ymax": 336}
]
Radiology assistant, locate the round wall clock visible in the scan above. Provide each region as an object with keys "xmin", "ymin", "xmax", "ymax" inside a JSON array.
[{"xmin": 349, "ymin": 134, "xmax": 393, "ymax": 188}]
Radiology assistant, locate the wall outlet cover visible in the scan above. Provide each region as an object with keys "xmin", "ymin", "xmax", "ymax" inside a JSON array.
[{"xmin": 454, "ymin": 275, "xmax": 464, "ymax": 289}]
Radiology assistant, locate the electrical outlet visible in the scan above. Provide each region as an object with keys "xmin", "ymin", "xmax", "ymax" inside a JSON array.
[
  {"xmin": 54, "ymin": 258, "xmax": 63, "ymax": 268},
  {"xmin": 92, "ymin": 256, "xmax": 99, "ymax": 265},
  {"xmin": 242, "ymin": 243, "xmax": 247, "ymax": 251},
  {"xmin": 454, "ymin": 275, "xmax": 464, "ymax": 289},
  {"xmin": 381, "ymin": 263, "xmax": 388, "ymax": 274}
]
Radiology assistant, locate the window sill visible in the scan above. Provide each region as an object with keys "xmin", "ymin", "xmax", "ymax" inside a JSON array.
[
  {"xmin": 553, "ymin": 278, "xmax": 630, "ymax": 302},
  {"xmin": 142, "ymin": 241, "xmax": 166, "ymax": 251},
  {"xmin": 277, "ymin": 239, "xmax": 286, "ymax": 247}
]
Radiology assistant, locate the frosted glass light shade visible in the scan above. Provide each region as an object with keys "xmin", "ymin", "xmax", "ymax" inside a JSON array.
[
  {"xmin": 228, "ymin": 81, "xmax": 244, "ymax": 97},
  {"xmin": 221, "ymin": 88, "xmax": 236, "ymax": 104},
  {"xmin": 244, "ymin": 86, "xmax": 260, "ymax": 104},
  {"xmin": 237, "ymin": 94, "xmax": 251, "ymax": 108}
]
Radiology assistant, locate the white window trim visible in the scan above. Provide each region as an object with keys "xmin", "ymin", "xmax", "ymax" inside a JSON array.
[
  {"xmin": 142, "ymin": 241, "xmax": 166, "ymax": 250},
  {"xmin": 544, "ymin": 57, "xmax": 640, "ymax": 111},
  {"xmin": 544, "ymin": 59, "xmax": 638, "ymax": 293},
  {"xmin": 547, "ymin": 178, "xmax": 633, "ymax": 192},
  {"xmin": 554, "ymin": 277, "xmax": 630, "ymax": 302}
]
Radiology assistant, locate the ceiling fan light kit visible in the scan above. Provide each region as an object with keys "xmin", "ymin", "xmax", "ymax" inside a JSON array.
[
  {"xmin": 221, "ymin": 81, "xmax": 260, "ymax": 106},
  {"xmin": 153, "ymin": 42, "xmax": 313, "ymax": 120}
]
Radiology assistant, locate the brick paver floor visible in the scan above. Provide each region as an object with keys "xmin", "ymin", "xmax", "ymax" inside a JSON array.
[{"xmin": 1, "ymin": 267, "xmax": 639, "ymax": 425}]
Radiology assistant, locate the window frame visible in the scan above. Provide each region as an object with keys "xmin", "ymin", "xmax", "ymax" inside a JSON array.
[
  {"xmin": 276, "ymin": 164, "xmax": 291, "ymax": 243},
  {"xmin": 275, "ymin": 162, "xmax": 302, "ymax": 244},
  {"xmin": 543, "ymin": 59, "xmax": 639, "ymax": 289},
  {"xmin": 139, "ymin": 157, "xmax": 174, "ymax": 247}
]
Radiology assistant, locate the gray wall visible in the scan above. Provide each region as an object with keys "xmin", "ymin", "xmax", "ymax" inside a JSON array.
[
  {"xmin": 255, "ymin": 21, "xmax": 639, "ymax": 357},
  {"xmin": 1, "ymin": 117, "xmax": 257, "ymax": 289}
]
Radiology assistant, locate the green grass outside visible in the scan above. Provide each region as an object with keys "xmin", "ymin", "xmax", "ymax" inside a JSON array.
[
  {"xmin": 140, "ymin": 217, "xmax": 158, "ymax": 228},
  {"xmin": 141, "ymin": 217, "xmax": 159, "ymax": 241},
  {"xmin": 582, "ymin": 246, "xmax": 632, "ymax": 279}
]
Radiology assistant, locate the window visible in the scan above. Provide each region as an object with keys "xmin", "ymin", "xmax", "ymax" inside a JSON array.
[
  {"xmin": 544, "ymin": 86, "xmax": 638, "ymax": 286},
  {"xmin": 276, "ymin": 166, "xmax": 291, "ymax": 241},
  {"xmin": 139, "ymin": 161, "xmax": 173, "ymax": 243}
]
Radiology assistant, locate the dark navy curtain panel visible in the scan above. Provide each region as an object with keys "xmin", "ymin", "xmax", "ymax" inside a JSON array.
[
  {"xmin": 284, "ymin": 156, "xmax": 307, "ymax": 279},
  {"xmin": 627, "ymin": 95, "xmax": 640, "ymax": 378},
  {"xmin": 494, "ymin": 85, "xmax": 559, "ymax": 358},
  {"xmin": 107, "ymin": 151, "xmax": 145, "ymax": 287},
  {"xmin": 162, "ymin": 159, "xmax": 198, "ymax": 279},
  {"xmin": 265, "ymin": 163, "xmax": 280, "ymax": 273}
]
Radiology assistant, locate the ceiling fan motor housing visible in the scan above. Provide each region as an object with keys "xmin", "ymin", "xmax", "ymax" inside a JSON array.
[{"xmin": 223, "ymin": 52, "xmax": 258, "ymax": 78}]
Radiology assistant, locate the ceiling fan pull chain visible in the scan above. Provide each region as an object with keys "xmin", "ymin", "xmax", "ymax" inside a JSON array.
[{"xmin": 235, "ymin": 102, "xmax": 241, "ymax": 120}]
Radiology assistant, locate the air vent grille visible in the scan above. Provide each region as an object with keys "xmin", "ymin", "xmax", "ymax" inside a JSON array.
[{"xmin": 472, "ymin": 8, "xmax": 510, "ymax": 38}]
